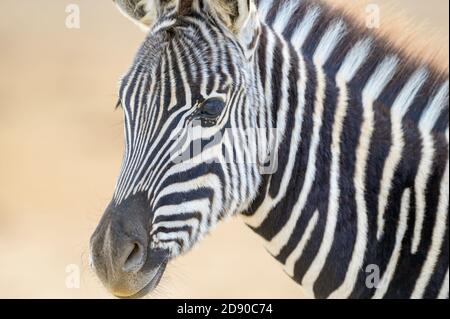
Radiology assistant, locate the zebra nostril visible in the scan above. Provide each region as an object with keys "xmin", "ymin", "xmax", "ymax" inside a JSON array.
[{"xmin": 122, "ymin": 242, "xmax": 146, "ymax": 273}]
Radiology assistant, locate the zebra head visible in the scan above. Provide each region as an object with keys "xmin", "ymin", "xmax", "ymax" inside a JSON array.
[{"xmin": 90, "ymin": 0, "xmax": 269, "ymax": 298}]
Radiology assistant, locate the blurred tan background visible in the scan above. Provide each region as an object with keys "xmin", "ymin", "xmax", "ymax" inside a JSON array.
[{"xmin": 0, "ymin": 0, "xmax": 448, "ymax": 299}]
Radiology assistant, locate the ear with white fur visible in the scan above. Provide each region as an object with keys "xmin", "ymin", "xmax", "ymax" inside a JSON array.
[
  {"xmin": 204, "ymin": 0, "xmax": 252, "ymax": 32},
  {"xmin": 113, "ymin": 0, "xmax": 261, "ymax": 57},
  {"xmin": 206, "ymin": 0, "xmax": 260, "ymax": 58},
  {"xmin": 113, "ymin": 0, "xmax": 177, "ymax": 31}
]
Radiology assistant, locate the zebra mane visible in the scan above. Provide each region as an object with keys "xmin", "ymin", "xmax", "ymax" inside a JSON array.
[
  {"xmin": 119, "ymin": 0, "xmax": 449, "ymax": 133},
  {"xmin": 257, "ymin": 0, "xmax": 449, "ymax": 133}
]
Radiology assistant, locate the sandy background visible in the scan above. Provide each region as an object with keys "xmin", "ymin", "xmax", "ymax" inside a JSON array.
[{"xmin": 0, "ymin": 0, "xmax": 448, "ymax": 299}]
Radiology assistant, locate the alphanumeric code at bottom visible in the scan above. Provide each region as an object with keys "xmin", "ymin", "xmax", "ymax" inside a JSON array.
[{"xmin": 177, "ymin": 303, "xmax": 274, "ymax": 317}]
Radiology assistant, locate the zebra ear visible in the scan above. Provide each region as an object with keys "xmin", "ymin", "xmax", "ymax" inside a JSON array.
[
  {"xmin": 206, "ymin": 0, "xmax": 257, "ymax": 34},
  {"xmin": 206, "ymin": 0, "xmax": 260, "ymax": 58},
  {"xmin": 113, "ymin": 0, "xmax": 178, "ymax": 31},
  {"xmin": 113, "ymin": 0, "xmax": 155, "ymax": 31}
]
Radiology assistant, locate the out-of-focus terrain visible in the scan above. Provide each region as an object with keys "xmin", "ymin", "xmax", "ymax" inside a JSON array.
[{"xmin": 0, "ymin": 0, "xmax": 447, "ymax": 298}]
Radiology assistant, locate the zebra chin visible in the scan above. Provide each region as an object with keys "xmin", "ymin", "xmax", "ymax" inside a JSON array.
[{"xmin": 89, "ymin": 193, "xmax": 170, "ymax": 298}]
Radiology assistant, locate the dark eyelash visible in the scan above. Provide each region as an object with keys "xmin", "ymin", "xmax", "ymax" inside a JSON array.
[{"xmin": 115, "ymin": 99, "xmax": 122, "ymax": 110}]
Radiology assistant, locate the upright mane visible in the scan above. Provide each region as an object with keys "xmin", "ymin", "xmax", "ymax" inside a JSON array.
[{"xmin": 256, "ymin": 0, "xmax": 449, "ymax": 133}]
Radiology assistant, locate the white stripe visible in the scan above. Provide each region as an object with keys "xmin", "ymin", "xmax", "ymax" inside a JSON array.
[
  {"xmin": 152, "ymin": 219, "xmax": 199, "ymax": 233},
  {"xmin": 301, "ymin": 40, "xmax": 371, "ymax": 297},
  {"xmin": 284, "ymin": 210, "xmax": 319, "ymax": 278},
  {"xmin": 167, "ymin": 44, "xmax": 178, "ymax": 110},
  {"xmin": 438, "ymin": 270, "xmax": 449, "ymax": 299},
  {"xmin": 392, "ymin": 68, "xmax": 428, "ymax": 118},
  {"xmin": 328, "ymin": 56, "xmax": 398, "ymax": 298},
  {"xmin": 337, "ymin": 39, "xmax": 373, "ymax": 83},
  {"xmin": 171, "ymin": 43, "xmax": 192, "ymax": 111},
  {"xmin": 129, "ymin": 71, "xmax": 144, "ymax": 120},
  {"xmin": 153, "ymin": 199, "xmax": 210, "ymax": 218},
  {"xmin": 412, "ymin": 131, "xmax": 435, "ymax": 252},
  {"xmin": 438, "ymin": 133, "xmax": 450, "ymax": 300},
  {"xmin": 263, "ymin": 30, "xmax": 278, "ymax": 166},
  {"xmin": 155, "ymin": 231, "xmax": 190, "ymax": 249},
  {"xmin": 410, "ymin": 81, "xmax": 449, "ymax": 254},
  {"xmin": 377, "ymin": 68, "xmax": 428, "ymax": 241},
  {"xmin": 411, "ymin": 161, "xmax": 449, "ymax": 299},
  {"xmin": 291, "ymin": 6, "xmax": 321, "ymax": 52},
  {"xmin": 419, "ymin": 81, "xmax": 449, "ymax": 132},
  {"xmin": 313, "ymin": 20, "xmax": 346, "ymax": 65},
  {"xmin": 272, "ymin": 1, "xmax": 299, "ymax": 34},
  {"xmin": 373, "ymin": 189, "xmax": 411, "ymax": 299},
  {"xmin": 257, "ymin": 0, "xmax": 273, "ymax": 21}
]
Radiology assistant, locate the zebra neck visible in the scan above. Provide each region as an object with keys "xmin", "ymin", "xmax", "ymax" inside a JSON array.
[
  {"xmin": 244, "ymin": 22, "xmax": 317, "ymax": 231},
  {"xmin": 242, "ymin": 2, "xmax": 449, "ymax": 299}
]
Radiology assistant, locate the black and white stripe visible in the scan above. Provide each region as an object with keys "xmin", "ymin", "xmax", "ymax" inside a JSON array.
[
  {"xmin": 247, "ymin": 0, "xmax": 449, "ymax": 299},
  {"xmin": 111, "ymin": 0, "xmax": 449, "ymax": 299}
]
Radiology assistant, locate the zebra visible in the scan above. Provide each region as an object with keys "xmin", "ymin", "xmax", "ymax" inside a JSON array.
[{"xmin": 90, "ymin": 0, "xmax": 449, "ymax": 299}]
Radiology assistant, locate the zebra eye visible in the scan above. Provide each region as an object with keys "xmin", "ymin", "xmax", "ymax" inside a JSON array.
[{"xmin": 199, "ymin": 98, "xmax": 225, "ymax": 119}]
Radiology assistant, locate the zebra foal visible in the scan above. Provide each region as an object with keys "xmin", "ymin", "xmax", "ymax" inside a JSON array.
[{"xmin": 89, "ymin": 0, "xmax": 449, "ymax": 299}]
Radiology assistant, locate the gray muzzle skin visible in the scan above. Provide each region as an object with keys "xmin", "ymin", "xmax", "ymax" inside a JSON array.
[{"xmin": 90, "ymin": 193, "xmax": 168, "ymax": 298}]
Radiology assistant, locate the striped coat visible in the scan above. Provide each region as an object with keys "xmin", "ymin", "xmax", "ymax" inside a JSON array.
[
  {"xmin": 94, "ymin": 0, "xmax": 449, "ymax": 299},
  {"xmin": 244, "ymin": 0, "xmax": 449, "ymax": 299}
]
